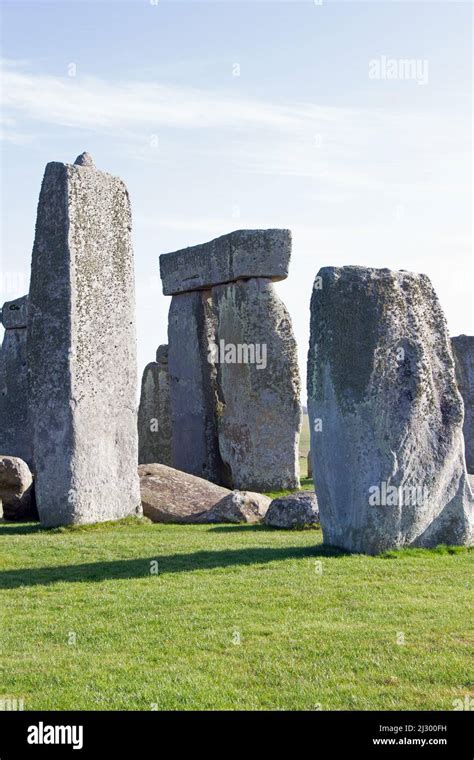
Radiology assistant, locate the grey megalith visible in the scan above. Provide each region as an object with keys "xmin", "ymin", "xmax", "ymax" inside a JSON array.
[
  {"xmin": 213, "ymin": 278, "xmax": 301, "ymax": 491},
  {"xmin": 160, "ymin": 229, "xmax": 291, "ymax": 296},
  {"xmin": 167, "ymin": 290, "xmax": 225, "ymax": 484},
  {"xmin": 451, "ymin": 335, "xmax": 474, "ymax": 474},
  {"xmin": 308, "ymin": 266, "xmax": 472, "ymax": 554},
  {"xmin": 138, "ymin": 344, "xmax": 172, "ymax": 466},
  {"xmin": 161, "ymin": 229, "xmax": 301, "ymax": 491},
  {"xmin": 0, "ymin": 296, "xmax": 32, "ymax": 466},
  {"xmin": 27, "ymin": 156, "xmax": 142, "ymax": 526}
]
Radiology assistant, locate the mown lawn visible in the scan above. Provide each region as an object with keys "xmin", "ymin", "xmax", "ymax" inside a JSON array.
[{"xmin": 0, "ymin": 518, "xmax": 472, "ymax": 711}]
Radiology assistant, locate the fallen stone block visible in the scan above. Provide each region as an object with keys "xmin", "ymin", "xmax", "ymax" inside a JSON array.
[
  {"xmin": 194, "ymin": 490, "xmax": 270, "ymax": 524},
  {"xmin": 264, "ymin": 491, "xmax": 319, "ymax": 529},
  {"xmin": 0, "ymin": 455, "xmax": 38, "ymax": 521},
  {"xmin": 139, "ymin": 463, "xmax": 230, "ymax": 522}
]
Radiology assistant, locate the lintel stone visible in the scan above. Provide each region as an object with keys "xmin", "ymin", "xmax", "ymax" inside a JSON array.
[{"xmin": 159, "ymin": 229, "xmax": 291, "ymax": 296}]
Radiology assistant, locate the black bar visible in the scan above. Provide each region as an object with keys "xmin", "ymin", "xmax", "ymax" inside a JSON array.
[{"xmin": 0, "ymin": 711, "xmax": 472, "ymax": 758}]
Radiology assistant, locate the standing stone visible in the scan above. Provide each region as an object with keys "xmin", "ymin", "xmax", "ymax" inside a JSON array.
[
  {"xmin": 167, "ymin": 290, "xmax": 226, "ymax": 484},
  {"xmin": 308, "ymin": 266, "xmax": 472, "ymax": 554},
  {"xmin": 213, "ymin": 278, "xmax": 301, "ymax": 491},
  {"xmin": 451, "ymin": 335, "xmax": 474, "ymax": 474},
  {"xmin": 138, "ymin": 344, "xmax": 172, "ymax": 465},
  {"xmin": 0, "ymin": 296, "xmax": 32, "ymax": 466},
  {"xmin": 27, "ymin": 156, "xmax": 142, "ymax": 526},
  {"xmin": 307, "ymin": 451, "xmax": 313, "ymax": 479},
  {"xmin": 161, "ymin": 229, "xmax": 301, "ymax": 491}
]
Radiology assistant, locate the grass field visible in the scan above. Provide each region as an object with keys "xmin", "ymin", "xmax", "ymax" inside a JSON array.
[{"xmin": 1, "ymin": 517, "xmax": 472, "ymax": 711}]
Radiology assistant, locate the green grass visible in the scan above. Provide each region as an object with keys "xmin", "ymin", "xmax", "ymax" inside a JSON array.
[{"xmin": 1, "ymin": 518, "xmax": 472, "ymax": 711}]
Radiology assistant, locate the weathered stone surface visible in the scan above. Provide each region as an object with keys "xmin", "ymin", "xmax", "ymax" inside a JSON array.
[
  {"xmin": 307, "ymin": 451, "xmax": 313, "ymax": 479},
  {"xmin": 160, "ymin": 229, "xmax": 291, "ymax": 296},
  {"xmin": 195, "ymin": 490, "xmax": 270, "ymax": 524},
  {"xmin": 1, "ymin": 295, "xmax": 28, "ymax": 329},
  {"xmin": 139, "ymin": 463, "xmax": 230, "ymax": 522},
  {"xmin": 168, "ymin": 290, "xmax": 226, "ymax": 484},
  {"xmin": 0, "ymin": 296, "xmax": 32, "ymax": 466},
  {"xmin": 27, "ymin": 158, "xmax": 142, "ymax": 527},
  {"xmin": 452, "ymin": 335, "xmax": 474, "ymax": 474},
  {"xmin": 264, "ymin": 491, "xmax": 319, "ymax": 529},
  {"xmin": 74, "ymin": 152, "xmax": 94, "ymax": 167},
  {"xmin": 0, "ymin": 455, "xmax": 38, "ymax": 521},
  {"xmin": 138, "ymin": 345, "xmax": 172, "ymax": 466},
  {"xmin": 308, "ymin": 266, "xmax": 473, "ymax": 554},
  {"xmin": 213, "ymin": 278, "xmax": 301, "ymax": 491}
]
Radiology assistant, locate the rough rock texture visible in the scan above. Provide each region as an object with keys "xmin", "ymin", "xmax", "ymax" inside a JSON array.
[
  {"xmin": 137, "ymin": 345, "xmax": 172, "ymax": 466},
  {"xmin": 264, "ymin": 491, "xmax": 319, "ymax": 529},
  {"xmin": 160, "ymin": 229, "xmax": 291, "ymax": 296},
  {"xmin": 0, "ymin": 296, "xmax": 32, "ymax": 466},
  {"xmin": 195, "ymin": 490, "xmax": 270, "ymax": 524},
  {"xmin": 308, "ymin": 266, "xmax": 473, "ymax": 554},
  {"xmin": 168, "ymin": 290, "xmax": 226, "ymax": 484},
  {"xmin": 0, "ymin": 455, "xmax": 38, "ymax": 521},
  {"xmin": 74, "ymin": 152, "xmax": 94, "ymax": 167},
  {"xmin": 451, "ymin": 335, "xmax": 474, "ymax": 474},
  {"xmin": 213, "ymin": 278, "xmax": 301, "ymax": 491},
  {"xmin": 307, "ymin": 451, "xmax": 313, "ymax": 479},
  {"xmin": 139, "ymin": 463, "xmax": 230, "ymax": 522},
  {"xmin": 27, "ymin": 158, "xmax": 142, "ymax": 527}
]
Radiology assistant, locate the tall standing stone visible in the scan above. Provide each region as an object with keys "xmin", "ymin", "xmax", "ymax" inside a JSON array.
[
  {"xmin": 167, "ymin": 290, "xmax": 225, "ymax": 484},
  {"xmin": 213, "ymin": 278, "xmax": 301, "ymax": 491},
  {"xmin": 27, "ymin": 155, "xmax": 142, "ymax": 526},
  {"xmin": 138, "ymin": 344, "xmax": 172, "ymax": 466},
  {"xmin": 0, "ymin": 296, "xmax": 32, "ymax": 466},
  {"xmin": 308, "ymin": 266, "xmax": 472, "ymax": 554},
  {"xmin": 451, "ymin": 335, "xmax": 474, "ymax": 474}
]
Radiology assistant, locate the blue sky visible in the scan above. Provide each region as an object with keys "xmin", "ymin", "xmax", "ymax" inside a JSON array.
[{"xmin": 1, "ymin": 0, "xmax": 472, "ymax": 397}]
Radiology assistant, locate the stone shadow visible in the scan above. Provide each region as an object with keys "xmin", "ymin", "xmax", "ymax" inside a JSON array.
[{"xmin": 0, "ymin": 544, "xmax": 347, "ymax": 589}]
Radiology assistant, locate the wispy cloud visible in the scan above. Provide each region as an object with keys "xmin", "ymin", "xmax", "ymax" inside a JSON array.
[{"xmin": 1, "ymin": 58, "xmax": 469, "ymax": 201}]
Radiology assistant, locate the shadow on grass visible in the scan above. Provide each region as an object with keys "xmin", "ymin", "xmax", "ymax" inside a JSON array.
[{"xmin": 0, "ymin": 544, "xmax": 348, "ymax": 589}]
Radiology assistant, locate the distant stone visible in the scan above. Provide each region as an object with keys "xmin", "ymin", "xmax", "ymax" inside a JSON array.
[
  {"xmin": 264, "ymin": 491, "xmax": 319, "ymax": 529},
  {"xmin": 451, "ymin": 335, "xmax": 474, "ymax": 474},
  {"xmin": 308, "ymin": 266, "xmax": 473, "ymax": 554},
  {"xmin": 0, "ymin": 456, "xmax": 38, "ymax": 521},
  {"xmin": 160, "ymin": 229, "xmax": 291, "ymax": 296},
  {"xmin": 213, "ymin": 278, "xmax": 301, "ymax": 491},
  {"xmin": 0, "ymin": 295, "xmax": 32, "ymax": 466},
  {"xmin": 1, "ymin": 295, "xmax": 28, "ymax": 329},
  {"xmin": 73, "ymin": 152, "xmax": 94, "ymax": 167},
  {"xmin": 195, "ymin": 490, "xmax": 271, "ymax": 523},
  {"xmin": 139, "ymin": 463, "xmax": 230, "ymax": 522},
  {"xmin": 307, "ymin": 451, "xmax": 313, "ymax": 479},
  {"xmin": 138, "ymin": 345, "xmax": 172, "ymax": 466}
]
